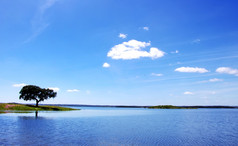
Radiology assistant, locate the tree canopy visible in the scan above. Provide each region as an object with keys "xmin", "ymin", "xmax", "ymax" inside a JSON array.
[{"xmin": 19, "ymin": 85, "xmax": 57, "ymax": 107}]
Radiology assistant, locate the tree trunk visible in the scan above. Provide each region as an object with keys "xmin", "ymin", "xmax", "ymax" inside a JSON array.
[{"xmin": 36, "ymin": 100, "xmax": 39, "ymax": 107}]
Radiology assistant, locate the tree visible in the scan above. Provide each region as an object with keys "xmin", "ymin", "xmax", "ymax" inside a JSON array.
[{"xmin": 19, "ymin": 85, "xmax": 57, "ymax": 107}]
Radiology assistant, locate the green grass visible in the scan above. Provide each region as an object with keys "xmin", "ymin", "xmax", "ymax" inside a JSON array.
[
  {"xmin": 0, "ymin": 103, "xmax": 78, "ymax": 111},
  {"xmin": 148, "ymin": 105, "xmax": 196, "ymax": 109}
]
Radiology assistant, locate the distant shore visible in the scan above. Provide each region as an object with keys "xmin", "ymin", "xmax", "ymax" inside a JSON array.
[
  {"xmin": 1, "ymin": 103, "xmax": 238, "ymax": 111},
  {"xmin": 37, "ymin": 103, "xmax": 238, "ymax": 109}
]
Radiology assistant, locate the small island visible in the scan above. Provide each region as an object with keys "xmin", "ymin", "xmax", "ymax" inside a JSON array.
[
  {"xmin": 148, "ymin": 105, "xmax": 196, "ymax": 109},
  {"xmin": 0, "ymin": 103, "xmax": 77, "ymax": 112}
]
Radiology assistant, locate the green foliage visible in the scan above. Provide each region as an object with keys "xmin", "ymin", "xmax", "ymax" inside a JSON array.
[
  {"xmin": 19, "ymin": 85, "xmax": 57, "ymax": 106},
  {"xmin": 0, "ymin": 103, "xmax": 7, "ymax": 109},
  {"xmin": 148, "ymin": 105, "xmax": 195, "ymax": 109},
  {"xmin": 0, "ymin": 103, "xmax": 77, "ymax": 111}
]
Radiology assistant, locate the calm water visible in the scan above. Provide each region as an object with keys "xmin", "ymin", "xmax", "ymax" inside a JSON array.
[{"xmin": 1, "ymin": 107, "xmax": 238, "ymax": 145}]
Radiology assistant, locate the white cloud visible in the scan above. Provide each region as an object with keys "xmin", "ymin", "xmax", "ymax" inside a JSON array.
[
  {"xmin": 103, "ymin": 62, "xmax": 110, "ymax": 68},
  {"xmin": 175, "ymin": 67, "xmax": 209, "ymax": 73},
  {"xmin": 143, "ymin": 27, "xmax": 149, "ymax": 31},
  {"xmin": 192, "ymin": 39, "xmax": 200, "ymax": 43},
  {"xmin": 209, "ymin": 78, "xmax": 223, "ymax": 82},
  {"xmin": 48, "ymin": 87, "xmax": 60, "ymax": 92},
  {"xmin": 171, "ymin": 50, "xmax": 179, "ymax": 54},
  {"xmin": 12, "ymin": 83, "xmax": 27, "ymax": 87},
  {"xmin": 107, "ymin": 40, "xmax": 165, "ymax": 60},
  {"xmin": 119, "ymin": 33, "xmax": 127, "ymax": 39},
  {"xmin": 151, "ymin": 73, "xmax": 163, "ymax": 76},
  {"xmin": 184, "ymin": 91, "xmax": 194, "ymax": 95},
  {"xmin": 67, "ymin": 89, "xmax": 79, "ymax": 92},
  {"xmin": 216, "ymin": 67, "xmax": 238, "ymax": 76},
  {"xmin": 199, "ymin": 78, "xmax": 223, "ymax": 83}
]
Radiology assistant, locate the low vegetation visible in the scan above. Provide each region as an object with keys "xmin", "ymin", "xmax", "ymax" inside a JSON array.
[
  {"xmin": 0, "ymin": 103, "xmax": 77, "ymax": 111},
  {"xmin": 148, "ymin": 105, "xmax": 196, "ymax": 109}
]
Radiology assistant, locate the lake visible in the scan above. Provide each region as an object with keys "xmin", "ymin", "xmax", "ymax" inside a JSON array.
[{"xmin": 1, "ymin": 107, "xmax": 238, "ymax": 145}]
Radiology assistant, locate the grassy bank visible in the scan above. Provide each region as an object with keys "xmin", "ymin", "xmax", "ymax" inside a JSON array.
[
  {"xmin": 0, "ymin": 103, "xmax": 78, "ymax": 111},
  {"xmin": 148, "ymin": 105, "xmax": 196, "ymax": 109}
]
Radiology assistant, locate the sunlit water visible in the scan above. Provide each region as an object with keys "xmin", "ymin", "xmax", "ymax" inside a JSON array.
[{"xmin": 1, "ymin": 107, "xmax": 238, "ymax": 145}]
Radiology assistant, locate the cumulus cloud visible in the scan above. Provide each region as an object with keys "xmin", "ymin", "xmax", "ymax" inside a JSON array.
[
  {"xmin": 216, "ymin": 67, "xmax": 238, "ymax": 76},
  {"xmin": 12, "ymin": 83, "xmax": 27, "ymax": 87},
  {"xmin": 67, "ymin": 89, "xmax": 79, "ymax": 92},
  {"xmin": 107, "ymin": 40, "xmax": 165, "ymax": 60},
  {"xmin": 184, "ymin": 91, "xmax": 194, "ymax": 95},
  {"xmin": 48, "ymin": 87, "xmax": 60, "ymax": 92},
  {"xmin": 151, "ymin": 73, "xmax": 163, "ymax": 76},
  {"xmin": 119, "ymin": 33, "xmax": 127, "ymax": 39},
  {"xmin": 103, "ymin": 62, "xmax": 110, "ymax": 68},
  {"xmin": 175, "ymin": 67, "xmax": 209, "ymax": 73},
  {"xmin": 143, "ymin": 27, "xmax": 149, "ymax": 31}
]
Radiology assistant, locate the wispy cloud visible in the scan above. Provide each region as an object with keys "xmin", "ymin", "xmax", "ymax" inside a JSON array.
[
  {"xmin": 184, "ymin": 91, "xmax": 194, "ymax": 95},
  {"xmin": 39, "ymin": 0, "xmax": 58, "ymax": 14},
  {"xmin": 169, "ymin": 62, "xmax": 181, "ymax": 66},
  {"xmin": 48, "ymin": 87, "xmax": 60, "ymax": 92},
  {"xmin": 143, "ymin": 27, "xmax": 149, "ymax": 31},
  {"xmin": 209, "ymin": 78, "xmax": 223, "ymax": 82},
  {"xmin": 12, "ymin": 83, "xmax": 27, "ymax": 87},
  {"xmin": 67, "ymin": 89, "xmax": 80, "ymax": 92},
  {"xmin": 216, "ymin": 67, "xmax": 238, "ymax": 76},
  {"xmin": 174, "ymin": 55, "xmax": 238, "ymax": 65},
  {"xmin": 23, "ymin": 0, "xmax": 58, "ymax": 43},
  {"xmin": 192, "ymin": 39, "xmax": 200, "ymax": 44},
  {"xmin": 209, "ymin": 91, "xmax": 216, "ymax": 95},
  {"xmin": 23, "ymin": 23, "xmax": 49, "ymax": 43},
  {"xmin": 175, "ymin": 67, "xmax": 209, "ymax": 73},
  {"xmin": 107, "ymin": 40, "xmax": 165, "ymax": 60},
  {"xmin": 171, "ymin": 50, "xmax": 179, "ymax": 54},
  {"xmin": 134, "ymin": 73, "xmax": 215, "ymax": 83},
  {"xmin": 195, "ymin": 91, "xmax": 216, "ymax": 99},
  {"xmin": 151, "ymin": 73, "xmax": 163, "ymax": 76},
  {"xmin": 119, "ymin": 33, "xmax": 127, "ymax": 39},
  {"xmin": 198, "ymin": 78, "xmax": 223, "ymax": 83},
  {"xmin": 103, "ymin": 62, "xmax": 110, "ymax": 68}
]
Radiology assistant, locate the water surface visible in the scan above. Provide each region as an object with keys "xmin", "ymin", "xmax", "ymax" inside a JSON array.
[{"xmin": 1, "ymin": 107, "xmax": 238, "ymax": 145}]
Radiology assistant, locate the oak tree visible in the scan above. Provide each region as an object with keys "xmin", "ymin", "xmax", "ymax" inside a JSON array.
[{"xmin": 19, "ymin": 85, "xmax": 57, "ymax": 107}]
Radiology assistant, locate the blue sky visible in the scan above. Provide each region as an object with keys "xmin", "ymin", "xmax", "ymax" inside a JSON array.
[{"xmin": 0, "ymin": 0, "xmax": 238, "ymax": 105}]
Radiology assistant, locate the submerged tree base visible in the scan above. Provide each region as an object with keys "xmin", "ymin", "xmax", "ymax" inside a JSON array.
[
  {"xmin": 148, "ymin": 105, "xmax": 196, "ymax": 109},
  {"xmin": 0, "ymin": 103, "xmax": 78, "ymax": 111}
]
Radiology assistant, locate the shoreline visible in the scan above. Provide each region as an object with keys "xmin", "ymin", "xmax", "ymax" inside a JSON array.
[
  {"xmin": 1, "ymin": 103, "xmax": 238, "ymax": 109},
  {"xmin": 0, "ymin": 103, "xmax": 78, "ymax": 112},
  {"xmin": 20, "ymin": 103, "xmax": 238, "ymax": 109}
]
